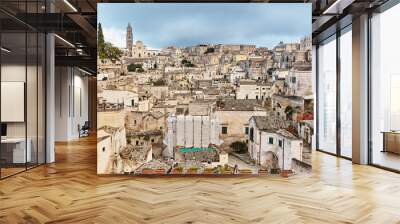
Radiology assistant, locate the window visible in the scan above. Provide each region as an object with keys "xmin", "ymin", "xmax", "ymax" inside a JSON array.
[
  {"xmin": 291, "ymin": 77, "xmax": 296, "ymax": 83},
  {"xmin": 278, "ymin": 140, "xmax": 283, "ymax": 147},
  {"xmin": 245, "ymin": 127, "xmax": 249, "ymax": 134},
  {"xmin": 221, "ymin": 127, "xmax": 228, "ymax": 134},
  {"xmin": 102, "ymin": 147, "xmax": 106, "ymax": 152},
  {"xmin": 340, "ymin": 26, "xmax": 352, "ymax": 158},
  {"xmin": 249, "ymin": 127, "xmax": 254, "ymax": 141},
  {"xmin": 370, "ymin": 4, "xmax": 400, "ymax": 171},
  {"xmin": 317, "ymin": 35, "xmax": 337, "ymax": 154},
  {"xmin": 1, "ymin": 10, "xmax": 46, "ymax": 179},
  {"xmin": 268, "ymin": 137, "xmax": 274, "ymax": 144}
]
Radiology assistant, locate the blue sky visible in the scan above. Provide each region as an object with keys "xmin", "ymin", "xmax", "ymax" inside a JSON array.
[{"xmin": 98, "ymin": 3, "xmax": 311, "ymax": 49}]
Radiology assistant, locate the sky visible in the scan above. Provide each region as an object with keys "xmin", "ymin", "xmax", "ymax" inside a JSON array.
[{"xmin": 98, "ymin": 3, "xmax": 311, "ymax": 49}]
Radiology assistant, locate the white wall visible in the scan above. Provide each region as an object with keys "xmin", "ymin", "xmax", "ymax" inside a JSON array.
[
  {"xmin": 55, "ymin": 67, "xmax": 89, "ymax": 141},
  {"xmin": 1, "ymin": 65, "xmax": 26, "ymax": 139},
  {"xmin": 1, "ymin": 63, "xmax": 46, "ymax": 165}
]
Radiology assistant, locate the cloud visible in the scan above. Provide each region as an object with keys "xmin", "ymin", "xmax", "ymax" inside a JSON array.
[
  {"xmin": 102, "ymin": 27, "xmax": 125, "ymax": 48},
  {"xmin": 98, "ymin": 3, "xmax": 311, "ymax": 49}
]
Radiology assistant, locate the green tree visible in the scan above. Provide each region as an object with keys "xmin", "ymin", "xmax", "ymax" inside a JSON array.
[
  {"xmin": 284, "ymin": 106, "xmax": 295, "ymax": 120},
  {"xmin": 153, "ymin": 79, "xmax": 166, "ymax": 86},
  {"xmin": 97, "ymin": 23, "xmax": 106, "ymax": 59},
  {"xmin": 181, "ymin": 59, "xmax": 195, "ymax": 67},
  {"xmin": 127, "ymin": 63, "xmax": 143, "ymax": 72},
  {"xmin": 98, "ymin": 23, "xmax": 122, "ymax": 60},
  {"xmin": 103, "ymin": 42, "xmax": 122, "ymax": 60}
]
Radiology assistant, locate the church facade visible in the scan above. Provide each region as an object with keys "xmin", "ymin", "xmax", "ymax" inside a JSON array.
[{"xmin": 126, "ymin": 23, "xmax": 160, "ymax": 59}]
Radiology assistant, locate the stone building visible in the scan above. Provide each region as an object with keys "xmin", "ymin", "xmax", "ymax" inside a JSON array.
[
  {"xmin": 125, "ymin": 111, "xmax": 167, "ymax": 132},
  {"xmin": 98, "ymin": 89, "xmax": 139, "ymax": 107},
  {"xmin": 236, "ymin": 80, "xmax": 271, "ymax": 100},
  {"xmin": 248, "ymin": 116, "xmax": 303, "ymax": 171},
  {"xmin": 271, "ymin": 94, "xmax": 304, "ymax": 120},
  {"xmin": 150, "ymin": 85, "xmax": 169, "ymax": 100},
  {"xmin": 213, "ymin": 99, "xmax": 268, "ymax": 146},
  {"xmin": 229, "ymin": 66, "xmax": 247, "ymax": 84},
  {"xmin": 286, "ymin": 62, "xmax": 312, "ymax": 97},
  {"xmin": 97, "ymin": 126, "xmax": 127, "ymax": 174}
]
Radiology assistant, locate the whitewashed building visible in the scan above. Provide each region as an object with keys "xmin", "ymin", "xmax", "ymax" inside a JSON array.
[
  {"xmin": 98, "ymin": 89, "xmax": 139, "ymax": 107},
  {"xmin": 229, "ymin": 66, "xmax": 247, "ymax": 84},
  {"xmin": 248, "ymin": 116, "xmax": 303, "ymax": 171}
]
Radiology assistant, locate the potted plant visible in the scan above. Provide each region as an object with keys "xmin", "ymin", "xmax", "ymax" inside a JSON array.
[
  {"xmin": 203, "ymin": 168, "xmax": 215, "ymax": 175},
  {"xmin": 141, "ymin": 168, "xmax": 154, "ymax": 175},
  {"xmin": 171, "ymin": 167, "xmax": 184, "ymax": 175},
  {"xmin": 258, "ymin": 169, "xmax": 269, "ymax": 176},
  {"xmin": 280, "ymin": 170, "xmax": 293, "ymax": 178},
  {"xmin": 270, "ymin": 168, "xmax": 281, "ymax": 175},
  {"xmin": 222, "ymin": 165, "xmax": 233, "ymax": 175},
  {"xmin": 154, "ymin": 168, "xmax": 166, "ymax": 175},
  {"xmin": 239, "ymin": 169, "xmax": 253, "ymax": 175},
  {"xmin": 187, "ymin": 167, "xmax": 199, "ymax": 174}
]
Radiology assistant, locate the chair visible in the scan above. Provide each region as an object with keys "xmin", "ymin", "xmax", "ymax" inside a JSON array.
[{"xmin": 79, "ymin": 121, "xmax": 90, "ymax": 138}]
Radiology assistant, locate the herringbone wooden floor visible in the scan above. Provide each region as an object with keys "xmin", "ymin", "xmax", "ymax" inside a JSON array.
[{"xmin": 1, "ymin": 136, "xmax": 400, "ymax": 224}]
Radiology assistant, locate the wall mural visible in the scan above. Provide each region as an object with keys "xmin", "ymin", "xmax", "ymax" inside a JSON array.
[{"xmin": 97, "ymin": 3, "xmax": 313, "ymax": 176}]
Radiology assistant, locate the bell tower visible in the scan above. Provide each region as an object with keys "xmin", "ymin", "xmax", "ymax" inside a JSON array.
[{"xmin": 126, "ymin": 23, "xmax": 133, "ymax": 56}]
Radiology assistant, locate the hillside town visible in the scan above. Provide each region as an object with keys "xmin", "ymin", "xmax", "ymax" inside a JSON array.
[{"xmin": 97, "ymin": 23, "xmax": 313, "ymax": 175}]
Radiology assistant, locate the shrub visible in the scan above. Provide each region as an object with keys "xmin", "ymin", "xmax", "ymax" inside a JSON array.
[
  {"xmin": 127, "ymin": 63, "xmax": 143, "ymax": 72},
  {"xmin": 181, "ymin": 59, "xmax": 195, "ymax": 67},
  {"xmin": 174, "ymin": 167, "xmax": 183, "ymax": 172},
  {"xmin": 153, "ymin": 79, "xmax": 166, "ymax": 86}
]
